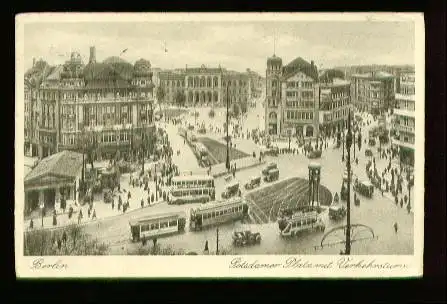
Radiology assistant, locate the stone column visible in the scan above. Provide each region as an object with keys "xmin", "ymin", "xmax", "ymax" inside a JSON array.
[
  {"xmin": 38, "ymin": 144, "xmax": 44, "ymax": 159},
  {"xmin": 54, "ymin": 186, "xmax": 61, "ymax": 213},
  {"xmin": 38, "ymin": 190, "xmax": 45, "ymax": 208}
]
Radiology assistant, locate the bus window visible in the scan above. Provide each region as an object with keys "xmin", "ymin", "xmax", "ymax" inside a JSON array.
[
  {"xmin": 169, "ymin": 220, "xmax": 177, "ymax": 227},
  {"xmin": 160, "ymin": 222, "xmax": 168, "ymax": 229},
  {"xmin": 141, "ymin": 224, "xmax": 148, "ymax": 232}
]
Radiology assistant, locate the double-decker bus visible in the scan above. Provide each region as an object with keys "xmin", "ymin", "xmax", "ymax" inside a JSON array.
[
  {"xmin": 278, "ymin": 210, "xmax": 325, "ymax": 237},
  {"xmin": 189, "ymin": 197, "xmax": 249, "ymax": 231},
  {"xmin": 168, "ymin": 175, "xmax": 216, "ymax": 205},
  {"xmin": 129, "ymin": 211, "xmax": 186, "ymax": 242}
]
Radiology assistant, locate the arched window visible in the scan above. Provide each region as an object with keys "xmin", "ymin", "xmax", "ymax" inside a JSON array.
[
  {"xmin": 213, "ymin": 77, "xmax": 218, "ymax": 87},
  {"xmin": 207, "ymin": 77, "xmax": 211, "ymax": 87},
  {"xmin": 269, "ymin": 112, "xmax": 277, "ymax": 119}
]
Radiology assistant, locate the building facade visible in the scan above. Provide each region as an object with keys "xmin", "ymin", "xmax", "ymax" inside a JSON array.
[
  {"xmin": 265, "ymin": 55, "xmax": 320, "ymax": 138},
  {"xmin": 351, "ymin": 72, "xmax": 395, "ymax": 115},
  {"xmin": 392, "ymin": 72, "xmax": 415, "ymax": 166},
  {"xmin": 158, "ymin": 65, "xmax": 249, "ymax": 109},
  {"xmin": 318, "ymin": 78, "xmax": 352, "ymax": 137},
  {"xmin": 24, "ymin": 46, "xmax": 156, "ymax": 160}
]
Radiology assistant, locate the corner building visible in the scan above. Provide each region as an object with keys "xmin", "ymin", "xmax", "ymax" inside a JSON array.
[
  {"xmin": 24, "ymin": 46, "xmax": 155, "ymax": 160},
  {"xmin": 265, "ymin": 55, "xmax": 320, "ymax": 138},
  {"xmin": 392, "ymin": 72, "xmax": 415, "ymax": 166}
]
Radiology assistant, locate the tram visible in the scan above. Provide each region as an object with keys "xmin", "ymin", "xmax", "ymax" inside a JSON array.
[
  {"xmin": 278, "ymin": 210, "xmax": 325, "ymax": 237},
  {"xmin": 129, "ymin": 211, "xmax": 187, "ymax": 242},
  {"xmin": 189, "ymin": 197, "xmax": 249, "ymax": 231}
]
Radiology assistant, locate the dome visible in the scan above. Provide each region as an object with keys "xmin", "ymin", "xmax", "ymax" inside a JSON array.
[
  {"xmin": 103, "ymin": 56, "xmax": 128, "ymax": 64},
  {"xmin": 134, "ymin": 58, "xmax": 152, "ymax": 77},
  {"xmin": 267, "ymin": 54, "xmax": 282, "ymax": 66}
]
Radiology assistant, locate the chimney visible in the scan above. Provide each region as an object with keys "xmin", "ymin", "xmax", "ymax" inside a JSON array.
[
  {"xmin": 89, "ymin": 46, "xmax": 96, "ymax": 64},
  {"xmin": 32, "ymin": 58, "xmax": 36, "ymax": 67}
]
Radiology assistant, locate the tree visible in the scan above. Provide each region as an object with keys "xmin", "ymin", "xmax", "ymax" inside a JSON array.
[
  {"xmin": 24, "ymin": 224, "xmax": 109, "ymax": 256},
  {"xmin": 156, "ymin": 86, "xmax": 165, "ymax": 104},
  {"xmin": 174, "ymin": 90, "xmax": 186, "ymax": 107}
]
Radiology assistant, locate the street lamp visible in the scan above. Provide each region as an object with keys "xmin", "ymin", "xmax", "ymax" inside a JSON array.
[
  {"xmin": 40, "ymin": 202, "xmax": 44, "ymax": 227},
  {"xmin": 225, "ymin": 83, "xmax": 230, "ymax": 171},
  {"xmin": 344, "ymin": 110, "xmax": 353, "ymax": 255}
]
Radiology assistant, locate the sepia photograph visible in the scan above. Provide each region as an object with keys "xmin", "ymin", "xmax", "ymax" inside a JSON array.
[{"xmin": 15, "ymin": 13, "xmax": 424, "ymax": 278}]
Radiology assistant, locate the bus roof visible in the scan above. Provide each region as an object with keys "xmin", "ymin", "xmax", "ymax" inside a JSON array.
[
  {"xmin": 129, "ymin": 211, "xmax": 186, "ymax": 226},
  {"xmin": 172, "ymin": 175, "xmax": 214, "ymax": 182},
  {"xmin": 195, "ymin": 198, "xmax": 245, "ymax": 212}
]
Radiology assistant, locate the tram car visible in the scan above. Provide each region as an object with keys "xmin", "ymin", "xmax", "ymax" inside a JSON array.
[
  {"xmin": 278, "ymin": 211, "xmax": 325, "ymax": 237},
  {"xmin": 129, "ymin": 211, "xmax": 186, "ymax": 242},
  {"xmin": 189, "ymin": 197, "xmax": 249, "ymax": 231}
]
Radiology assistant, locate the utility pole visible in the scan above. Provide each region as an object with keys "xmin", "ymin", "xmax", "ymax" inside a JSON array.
[
  {"xmin": 225, "ymin": 84, "xmax": 230, "ymax": 171},
  {"xmin": 216, "ymin": 227, "xmax": 219, "ymax": 255},
  {"xmin": 345, "ymin": 110, "xmax": 353, "ymax": 255}
]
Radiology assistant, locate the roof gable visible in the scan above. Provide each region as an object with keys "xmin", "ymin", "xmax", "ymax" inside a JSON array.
[{"xmin": 24, "ymin": 150, "xmax": 83, "ymax": 185}]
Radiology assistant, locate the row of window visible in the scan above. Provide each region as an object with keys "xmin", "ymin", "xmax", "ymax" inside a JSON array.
[
  {"xmin": 40, "ymin": 91, "xmax": 153, "ymax": 101},
  {"xmin": 396, "ymin": 100, "xmax": 415, "ymax": 111},
  {"xmin": 172, "ymin": 180, "xmax": 214, "ymax": 188},
  {"xmin": 320, "ymin": 100, "xmax": 349, "ymax": 111},
  {"xmin": 141, "ymin": 220, "xmax": 178, "ymax": 232},
  {"xmin": 286, "ymin": 81, "xmax": 314, "ymax": 89},
  {"xmin": 62, "ymin": 131, "xmax": 131, "ymax": 146},
  {"xmin": 286, "ymin": 111, "xmax": 314, "ymax": 120},
  {"xmin": 285, "ymin": 101, "xmax": 315, "ymax": 108},
  {"xmin": 201, "ymin": 205, "xmax": 244, "ymax": 220},
  {"xmin": 400, "ymin": 87, "xmax": 415, "ymax": 95},
  {"xmin": 285, "ymin": 91, "xmax": 314, "ymax": 99},
  {"xmin": 289, "ymin": 217, "xmax": 317, "ymax": 228},
  {"xmin": 171, "ymin": 188, "xmax": 213, "ymax": 197}
]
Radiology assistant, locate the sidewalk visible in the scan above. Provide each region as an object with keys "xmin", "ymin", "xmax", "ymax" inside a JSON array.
[{"xmin": 25, "ymin": 171, "xmax": 170, "ymax": 232}]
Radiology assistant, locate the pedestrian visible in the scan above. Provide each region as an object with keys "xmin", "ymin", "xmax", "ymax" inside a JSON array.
[
  {"xmin": 53, "ymin": 213, "xmax": 57, "ymax": 226},
  {"xmin": 141, "ymin": 199, "xmax": 144, "ymax": 208},
  {"xmin": 29, "ymin": 218, "xmax": 33, "ymax": 229},
  {"xmin": 112, "ymin": 199, "xmax": 115, "ymax": 210},
  {"xmin": 394, "ymin": 222, "xmax": 398, "ymax": 233},
  {"xmin": 68, "ymin": 206, "xmax": 73, "ymax": 219},
  {"xmin": 128, "ymin": 191, "xmax": 131, "ymax": 200},
  {"xmin": 88, "ymin": 207, "xmax": 91, "ymax": 218},
  {"xmin": 400, "ymin": 198, "xmax": 404, "ymax": 208},
  {"xmin": 78, "ymin": 209, "xmax": 83, "ymax": 224},
  {"xmin": 204, "ymin": 240, "xmax": 209, "ymax": 254},
  {"xmin": 92, "ymin": 209, "xmax": 97, "ymax": 220}
]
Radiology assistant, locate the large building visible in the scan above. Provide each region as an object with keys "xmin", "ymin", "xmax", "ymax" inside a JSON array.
[
  {"xmin": 265, "ymin": 55, "xmax": 320, "ymax": 138},
  {"xmin": 318, "ymin": 77, "xmax": 352, "ymax": 137},
  {"xmin": 24, "ymin": 46, "xmax": 156, "ymax": 160},
  {"xmin": 351, "ymin": 71, "xmax": 395, "ymax": 115},
  {"xmin": 158, "ymin": 65, "xmax": 250, "ymax": 110},
  {"xmin": 392, "ymin": 72, "xmax": 415, "ymax": 166}
]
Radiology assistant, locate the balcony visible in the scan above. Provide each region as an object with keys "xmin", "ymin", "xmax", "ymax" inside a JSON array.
[
  {"xmin": 394, "ymin": 123, "xmax": 415, "ymax": 134},
  {"xmin": 391, "ymin": 138, "xmax": 415, "ymax": 150},
  {"xmin": 394, "ymin": 108, "xmax": 415, "ymax": 117}
]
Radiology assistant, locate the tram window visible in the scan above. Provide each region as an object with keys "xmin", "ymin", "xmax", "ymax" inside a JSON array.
[
  {"xmin": 141, "ymin": 224, "xmax": 148, "ymax": 232},
  {"xmin": 161, "ymin": 222, "xmax": 168, "ymax": 229},
  {"xmin": 169, "ymin": 220, "xmax": 177, "ymax": 226}
]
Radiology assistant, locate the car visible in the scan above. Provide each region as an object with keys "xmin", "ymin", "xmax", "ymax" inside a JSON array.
[
  {"xmin": 244, "ymin": 176, "xmax": 261, "ymax": 190},
  {"xmin": 232, "ymin": 230, "xmax": 261, "ymax": 246},
  {"xmin": 262, "ymin": 162, "xmax": 277, "ymax": 175},
  {"xmin": 308, "ymin": 150, "xmax": 322, "ymax": 159}
]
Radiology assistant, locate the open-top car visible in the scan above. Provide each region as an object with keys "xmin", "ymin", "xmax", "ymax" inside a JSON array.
[
  {"xmin": 244, "ymin": 176, "xmax": 262, "ymax": 190},
  {"xmin": 329, "ymin": 203, "xmax": 347, "ymax": 220},
  {"xmin": 232, "ymin": 230, "xmax": 261, "ymax": 246}
]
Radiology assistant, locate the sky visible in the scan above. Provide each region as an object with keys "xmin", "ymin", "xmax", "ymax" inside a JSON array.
[{"xmin": 24, "ymin": 21, "xmax": 415, "ymax": 75}]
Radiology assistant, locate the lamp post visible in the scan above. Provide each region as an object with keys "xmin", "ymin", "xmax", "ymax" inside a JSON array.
[
  {"xmin": 344, "ymin": 110, "xmax": 353, "ymax": 255},
  {"xmin": 225, "ymin": 81, "xmax": 231, "ymax": 171},
  {"xmin": 342, "ymin": 130, "xmax": 345, "ymax": 161},
  {"xmin": 40, "ymin": 203, "xmax": 44, "ymax": 227}
]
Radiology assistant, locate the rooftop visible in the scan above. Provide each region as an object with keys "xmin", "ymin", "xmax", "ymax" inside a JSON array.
[{"xmin": 24, "ymin": 150, "xmax": 84, "ymax": 186}]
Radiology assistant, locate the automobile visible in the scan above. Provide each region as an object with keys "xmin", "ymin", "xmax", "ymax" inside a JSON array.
[
  {"xmin": 329, "ymin": 203, "xmax": 347, "ymax": 220},
  {"xmin": 260, "ymin": 146, "xmax": 279, "ymax": 157},
  {"xmin": 244, "ymin": 176, "xmax": 262, "ymax": 190},
  {"xmin": 354, "ymin": 180, "xmax": 374, "ymax": 198},
  {"xmin": 263, "ymin": 168, "xmax": 279, "ymax": 182},
  {"xmin": 262, "ymin": 162, "xmax": 277, "ymax": 175},
  {"xmin": 365, "ymin": 149, "xmax": 373, "ymax": 157},
  {"xmin": 308, "ymin": 149, "xmax": 322, "ymax": 159},
  {"xmin": 221, "ymin": 181, "xmax": 241, "ymax": 199},
  {"xmin": 232, "ymin": 230, "xmax": 261, "ymax": 246}
]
